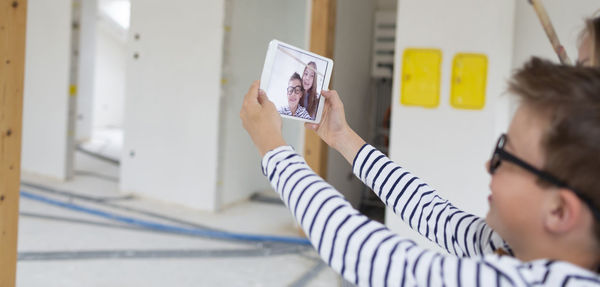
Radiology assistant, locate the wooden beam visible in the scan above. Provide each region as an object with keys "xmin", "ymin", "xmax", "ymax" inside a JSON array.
[
  {"xmin": 0, "ymin": 0, "xmax": 27, "ymax": 286},
  {"xmin": 305, "ymin": 0, "xmax": 336, "ymax": 179}
]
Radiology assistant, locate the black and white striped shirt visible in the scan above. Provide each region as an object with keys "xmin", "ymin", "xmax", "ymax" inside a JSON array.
[
  {"xmin": 278, "ymin": 105, "xmax": 312, "ymax": 120},
  {"xmin": 261, "ymin": 144, "xmax": 600, "ymax": 286}
]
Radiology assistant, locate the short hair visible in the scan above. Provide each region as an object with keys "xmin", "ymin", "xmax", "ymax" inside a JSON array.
[
  {"xmin": 508, "ymin": 57, "xmax": 600, "ymax": 238},
  {"xmin": 289, "ymin": 72, "xmax": 303, "ymax": 85}
]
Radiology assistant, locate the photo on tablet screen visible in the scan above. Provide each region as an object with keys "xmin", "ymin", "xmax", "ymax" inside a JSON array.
[{"xmin": 265, "ymin": 43, "xmax": 330, "ymax": 121}]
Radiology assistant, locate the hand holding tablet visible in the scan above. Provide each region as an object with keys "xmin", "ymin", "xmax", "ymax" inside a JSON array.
[{"xmin": 260, "ymin": 40, "xmax": 334, "ymax": 124}]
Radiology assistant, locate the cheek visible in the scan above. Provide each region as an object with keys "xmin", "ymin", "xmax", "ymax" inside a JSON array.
[{"xmin": 487, "ymin": 173, "xmax": 542, "ymax": 231}]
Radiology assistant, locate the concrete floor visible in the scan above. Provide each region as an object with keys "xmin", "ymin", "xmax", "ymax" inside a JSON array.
[{"xmin": 17, "ymin": 130, "xmax": 340, "ymax": 286}]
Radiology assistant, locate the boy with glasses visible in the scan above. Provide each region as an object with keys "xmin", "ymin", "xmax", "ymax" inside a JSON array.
[
  {"xmin": 240, "ymin": 57, "xmax": 600, "ymax": 286},
  {"xmin": 277, "ymin": 72, "xmax": 311, "ymax": 120}
]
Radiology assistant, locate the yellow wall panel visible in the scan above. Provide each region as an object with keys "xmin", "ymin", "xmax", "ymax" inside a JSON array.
[
  {"xmin": 450, "ymin": 53, "xmax": 487, "ymax": 110},
  {"xmin": 400, "ymin": 49, "xmax": 442, "ymax": 108}
]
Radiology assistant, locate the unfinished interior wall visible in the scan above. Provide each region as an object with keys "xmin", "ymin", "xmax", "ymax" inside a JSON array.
[
  {"xmin": 386, "ymin": 0, "xmax": 516, "ymax": 250},
  {"xmin": 74, "ymin": 0, "xmax": 98, "ymax": 142},
  {"xmin": 216, "ymin": 0, "xmax": 308, "ymax": 208},
  {"xmin": 325, "ymin": 0, "xmax": 376, "ymax": 207},
  {"xmin": 93, "ymin": 8, "xmax": 127, "ymax": 129},
  {"xmin": 120, "ymin": 0, "xmax": 224, "ymax": 211},
  {"xmin": 21, "ymin": 0, "xmax": 73, "ymax": 180}
]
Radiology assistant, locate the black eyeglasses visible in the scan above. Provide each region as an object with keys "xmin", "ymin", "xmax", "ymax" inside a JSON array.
[
  {"xmin": 287, "ymin": 86, "xmax": 302, "ymax": 95},
  {"xmin": 490, "ymin": 134, "xmax": 600, "ymax": 220}
]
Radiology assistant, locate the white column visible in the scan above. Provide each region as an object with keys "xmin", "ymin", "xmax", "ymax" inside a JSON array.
[
  {"xmin": 22, "ymin": 0, "xmax": 73, "ymax": 180},
  {"xmin": 75, "ymin": 0, "xmax": 98, "ymax": 142},
  {"xmin": 121, "ymin": 0, "xmax": 225, "ymax": 211}
]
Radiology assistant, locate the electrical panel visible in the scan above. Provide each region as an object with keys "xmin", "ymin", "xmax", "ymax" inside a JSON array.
[
  {"xmin": 371, "ymin": 11, "xmax": 396, "ymax": 78},
  {"xmin": 450, "ymin": 53, "xmax": 487, "ymax": 110},
  {"xmin": 400, "ymin": 49, "xmax": 442, "ymax": 108}
]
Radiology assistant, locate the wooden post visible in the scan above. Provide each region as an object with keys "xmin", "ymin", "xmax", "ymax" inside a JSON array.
[
  {"xmin": 0, "ymin": 0, "xmax": 27, "ymax": 286},
  {"xmin": 529, "ymin": 0, "xmax": 572, "ymax": 65},
  {"xmin": 305, "ymin": 0, "xmax": 336, "ymax": 179}
]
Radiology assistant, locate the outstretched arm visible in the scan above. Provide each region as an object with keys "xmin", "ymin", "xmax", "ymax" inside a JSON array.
[
  {"xmin": 303, "ymin": 90, "xmax": 508, "ymax": 256},
  {"xmin": 304, "ymin": 90, "xmax": 365, "ymax": 164},
  {"xmin": 239, "ymin": 81, "xmax": 287, "ymax": 156},
  {"xmin": 241, "ymin": 81, "xmax": 508, "ymax": 258}
]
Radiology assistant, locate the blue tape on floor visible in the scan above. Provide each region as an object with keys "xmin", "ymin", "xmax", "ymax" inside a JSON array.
[{"xmin": 20, "ymin": 190, "xmax": 311, "ymax": 246}]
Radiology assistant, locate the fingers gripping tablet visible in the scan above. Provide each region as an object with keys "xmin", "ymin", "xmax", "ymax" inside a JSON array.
[{"xmin": 260, "ymin": 40, "xmax": 334, "ymax": 124}]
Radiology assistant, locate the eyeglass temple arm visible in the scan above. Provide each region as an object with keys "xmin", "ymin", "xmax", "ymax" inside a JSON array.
[{"xmin": 498, "ymin": 149, "xmax": 600, "ymax": 221}]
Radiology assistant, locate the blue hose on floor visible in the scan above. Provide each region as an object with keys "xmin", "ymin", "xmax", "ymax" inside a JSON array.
[{"xmin": 20, "ymin": 190, "xmax": 312, "ymax": 246}]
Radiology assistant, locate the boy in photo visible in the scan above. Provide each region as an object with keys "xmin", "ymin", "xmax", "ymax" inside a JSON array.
[{"xmin": 277, "ymin": 72, "xmax": 311, "ymax": 119}]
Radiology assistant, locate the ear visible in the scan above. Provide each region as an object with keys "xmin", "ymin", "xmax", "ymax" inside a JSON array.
[{"xmin": 543, "ymin": 189, "xmax": 584, "ymax": 234}]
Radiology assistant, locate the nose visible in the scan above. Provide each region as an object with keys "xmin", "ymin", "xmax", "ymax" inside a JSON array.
[{"xmin": 485, "ymin": 160, "xmax": 491, "ymax": 174}]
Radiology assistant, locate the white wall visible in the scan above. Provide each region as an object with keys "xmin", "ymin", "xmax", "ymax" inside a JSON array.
[
  {"xmin": 22, "ymin": 0, "xmax": 72, "ymax": 181},
  {"xmin": 75, "ymin": 0, "xmax": 98, "ymax": 141},
  {"xmin": 512, "ymin": 0, "xmax": 599, "ymax": 68},
  {"xmin": 326, "ymin": 0, "xmax": 375, "ymax": 207},
  {"xmin": 386, "ymin": 0, "xmax": 516, "ymax": 251},
  {"xmin": 120, "ymin": 0, "xmax": 224, "ymax": 211},
  {"xmin": 93, "ymin": 16, "xmax": 127, "ymax": 129},
  {"xmin": 216, "ymin": 0, "xmax": 308, "ymax": 208}
]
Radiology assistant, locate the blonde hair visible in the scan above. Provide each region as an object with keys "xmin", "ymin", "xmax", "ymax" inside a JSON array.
[{"xmin": 300, "ymin": 62, "xmax": 318, "ymax": 118}]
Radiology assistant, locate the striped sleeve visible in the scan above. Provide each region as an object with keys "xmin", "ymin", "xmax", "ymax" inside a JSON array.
[
  {"xmin": 296, "ymin": 106, "xmax": 312, "ymax": 120},
  {"xmin": 261, "ymin": 146, "xmax": 532, "ymax": 287},
  {"xmin": 351, "ymin": 144, "xmax": 510, "ymax": 257}
]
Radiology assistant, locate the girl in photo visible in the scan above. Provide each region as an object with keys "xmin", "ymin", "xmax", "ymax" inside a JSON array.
[{"xmin": 300, "ymin": 62, "xmax": 318, "ymax": 119}]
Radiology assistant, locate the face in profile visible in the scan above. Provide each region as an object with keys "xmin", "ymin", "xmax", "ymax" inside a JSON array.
[
  {"xmin": 302, "ymin": 64, "xmax": 316, "ymax": 91},
  {"xmin": 485, "ymin": 105, "xmax": 548, "ymax": 246},
  {"xmin": 287, "ymin": 78, "xmax": 303, "ymax": 108}
]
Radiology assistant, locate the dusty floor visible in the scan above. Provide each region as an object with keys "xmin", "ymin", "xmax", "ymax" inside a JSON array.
[{"xmin": 16, "ymin": 129, "xmax": 340, "ymax": 287}]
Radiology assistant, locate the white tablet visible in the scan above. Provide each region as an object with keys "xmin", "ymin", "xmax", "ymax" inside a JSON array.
[{"xmin": 260, "ymin": 39, "xmax": 334, "ymax": 124}]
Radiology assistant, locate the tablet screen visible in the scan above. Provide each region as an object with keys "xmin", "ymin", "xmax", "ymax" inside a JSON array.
[{"xmin": 266, "ymin": 43, "xmax": 331, "ymax": 121}]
